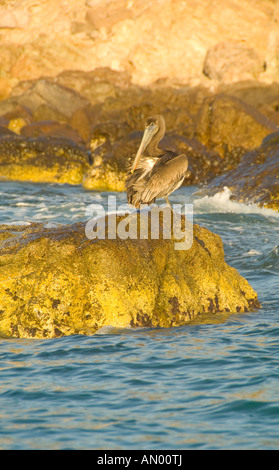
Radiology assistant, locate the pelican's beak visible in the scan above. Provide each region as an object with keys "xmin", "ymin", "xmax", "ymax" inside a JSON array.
[{"xmin": 131, "ymin": 123, "xmax": 158, "ymax": 173}]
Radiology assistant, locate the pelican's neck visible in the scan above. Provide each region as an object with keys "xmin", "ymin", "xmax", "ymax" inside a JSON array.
[{"xmin": 146, "ymin": 117, "xmax": 165, "ymax": 157}]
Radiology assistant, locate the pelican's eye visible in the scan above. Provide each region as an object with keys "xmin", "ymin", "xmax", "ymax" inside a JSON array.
[{"xmin": 146, "ymin": 121, "xmax": 158, "ymax": 131}]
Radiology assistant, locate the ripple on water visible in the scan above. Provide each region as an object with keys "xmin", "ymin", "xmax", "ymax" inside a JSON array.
[{"xmin": 0, "ymin": 182, "xmax": 279, "ymax": 449}]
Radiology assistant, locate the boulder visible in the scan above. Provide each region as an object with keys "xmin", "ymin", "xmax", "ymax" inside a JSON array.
[
  {"xmin": 203, "ymin": 41, "xmax": 265, "ymax": 82},
  {"xmin": 89, "ymin": 85, "xmax": 203, "ymax": 134},
  {"xmin": 204, "ymin": 131, "xmax": 279, "ymax": 211},
  {"xmin": 194, "ymin": 94, "xmax": 278, "ymax": 170},
  {"xmin": 6, "ymin": 78, "xmax": 89, "ymax": 118},
  {"xmin": 20, "ymin": 121, "xmax": 84, "ymax": 144},
  {"xmin": 0, "ymin": 102, "xmax": 32, "ymax": 122},
  {"xmin": 0, "ymin": 135, "xmax": 90, "ymax": 184},
  {"xmin": 0, "ymin": 211, "xmax": 260, "ymax": 338},
  {"xmin": 55, "ymin": 68, "xmax": 132, "ymax": 103},
  {"xmin": 219, "ymin": 82, "xmax": 279, "ymax": 125},
  {"xmin": 32, "ymin": 104, "xmax": 68, "ymax": 124},
  {"xmin": 0, "ymin": 126, "xmax": 17, "ymax": 137}
]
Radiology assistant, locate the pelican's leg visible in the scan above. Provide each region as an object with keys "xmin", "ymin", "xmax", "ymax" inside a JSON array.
[{"xmin": 164, "ymin": 196, "xmax": 173, "ymax": 211}]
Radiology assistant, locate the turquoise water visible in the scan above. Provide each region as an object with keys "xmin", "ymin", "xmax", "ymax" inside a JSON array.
[{"xmin": 0, "ymin": 181, "xmax": 278, "ymax": 450}]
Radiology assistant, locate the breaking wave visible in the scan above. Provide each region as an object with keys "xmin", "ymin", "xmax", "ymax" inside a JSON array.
[{"xmin": 193, "ymin": 187, "xmax": 279, "ymax": 219}]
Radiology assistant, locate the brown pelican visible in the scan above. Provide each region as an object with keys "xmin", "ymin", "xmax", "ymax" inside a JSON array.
[{"xmin": 125, "ymin": 115, "xmax": 188, "ymax": 208}]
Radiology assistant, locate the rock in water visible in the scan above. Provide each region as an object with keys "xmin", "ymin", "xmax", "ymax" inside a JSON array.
[
  {"xmin": 194, "ymin": 94, "xmax": 277, "ymax": 169},
  {"xmin": 203, "ymin": 131, "xmax": 279, "ymax": 212},
  {"xmin": 0, "ymin": 211, "xmax": 260, "ymax": 339},
  {"xmin": 0, "ymin": 135, "xmax": 90, "ymax": 184}
]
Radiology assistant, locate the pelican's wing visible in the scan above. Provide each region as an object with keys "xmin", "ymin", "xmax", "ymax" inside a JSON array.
[
  {"xmin": 140, "ymin": 153, "xmax": 188, "ymax": 202},
  {"xmin": 125, "ymin": 157, "xmax": 158, "ymax": 207}
]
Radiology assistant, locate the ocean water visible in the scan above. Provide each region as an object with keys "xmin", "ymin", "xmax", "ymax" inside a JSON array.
[{"xmin": 0, "ymin": 181, "xmax": 278, "ymax": 450}]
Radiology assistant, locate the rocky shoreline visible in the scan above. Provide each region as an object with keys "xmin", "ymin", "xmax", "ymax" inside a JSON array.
[
  {"xmin": 0, "ymin": 75, "xmax": 278, "ymax": 210},
  {"xmin": 0, "ymin": 0, "xmax": 278, "ymax": 337},
  {"xmin": 1, "ymin": 0, "xmax": 279, "ymax": 210}
]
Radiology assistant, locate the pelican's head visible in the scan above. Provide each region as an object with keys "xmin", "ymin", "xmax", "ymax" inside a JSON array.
[{"xmin": 130, "ymin": 115, "xmax": 165, "ymax": 173}]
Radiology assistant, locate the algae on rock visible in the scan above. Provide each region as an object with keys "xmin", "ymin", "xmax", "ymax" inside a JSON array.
[
  {"xmin": 0, "ymin": 135, "xmax": 90, "ymax": 184},
  {"xmin": 0, "ymin": 211, "xmax": 260, "ymax": 339}
]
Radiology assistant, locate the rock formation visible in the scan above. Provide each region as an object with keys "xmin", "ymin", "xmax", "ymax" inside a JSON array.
[
  {"xmin": 0, "ymin": 211, "xmax": 260, "ymax": 338},
  {"xmin": 204, "ymin": 131, "xmax": 279, "ymax": 211},
  {"xmin": 0, "ymin": 0, "xmax": 279, "ymax": 97}
]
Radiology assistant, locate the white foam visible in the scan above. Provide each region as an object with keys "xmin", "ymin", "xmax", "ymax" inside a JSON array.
[
  {"xmin": 44, "ymin": 222, "xmax": 63, "ymax": 228},
  {"xmin": 4, "ymin": 221, "xmax": 31, "ymax": 226},
  {"xmin": 15, "ymin": 202, "xmax": 36, "ymax": 207},
  {"xmin": 96, "ymin": 325, "xmax": 132, "ymax": 335},
  {"xmin": 194, "ymin": 187, "xmax": 279, "ymax": 218},
  {"xmin": 243, "ymin": 249, "xmax": 262, "ymax": 256}
]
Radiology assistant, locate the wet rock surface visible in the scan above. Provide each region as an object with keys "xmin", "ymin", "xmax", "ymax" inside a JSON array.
[
  {"xmin": 0, "ymin": 212, "xmax": 260, "ymax": 339},
  {"xmin": 0, "ymin": 134, "xmax": 90, "ymax": 185},
  {"xmin": 0, "ymin": 78, "xmax": 278, "ymax": 193},
  {"xmin": 194, "ymin": 94, "xmax": 278, "ymax": 170},
  {"xmin": 204, "ymin": 131, "xmax": 279, "ymax": 211},
  {"xmin": 219, "ymin": 82, "xmax": 279, "ymax": 125},
  {"xmin": 0, "ymin": 68, "xmax": 278, "ymax": 198},
  {"xmin": 20, "ymin": 121, "xmax": 84, "ymax": 144}
]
